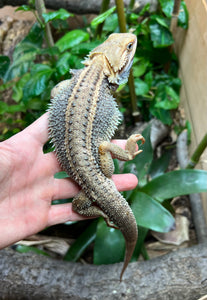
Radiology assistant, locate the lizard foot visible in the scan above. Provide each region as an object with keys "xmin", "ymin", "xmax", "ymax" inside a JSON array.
[{"xmin": 126, "ymin": 134, "xmax": 145, "ymax": 160}]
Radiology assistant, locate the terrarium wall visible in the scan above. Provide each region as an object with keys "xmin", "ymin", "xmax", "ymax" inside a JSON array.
[{"xmin": 174, "ymin": 0, "xmax": 207, "ymax": 223}]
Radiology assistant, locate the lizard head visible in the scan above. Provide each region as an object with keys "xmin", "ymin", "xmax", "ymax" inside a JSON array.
[{"xmin": 83, "ymin": 33, "xmax": 137, "ymax": 86}]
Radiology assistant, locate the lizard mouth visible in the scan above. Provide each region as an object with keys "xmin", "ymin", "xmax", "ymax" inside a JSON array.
[{"xmin": 116, "ymin": 58, "xmax": 134, "ymax": 84}]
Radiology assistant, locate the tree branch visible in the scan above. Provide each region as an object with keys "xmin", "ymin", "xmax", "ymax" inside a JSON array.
[{"xmin": 1, "ymin": 244, "xmax": 207, "ymax": 299}]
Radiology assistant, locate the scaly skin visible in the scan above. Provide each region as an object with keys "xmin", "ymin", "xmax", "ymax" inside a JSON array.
[{"xmin": 49, "ymin": 33, "xmax": 145, "ymax": 280}]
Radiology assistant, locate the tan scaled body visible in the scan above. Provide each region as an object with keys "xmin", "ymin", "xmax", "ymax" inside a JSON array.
[{"xmin": 49, "ymin": 33, "xmax": 145, "ymax": 280}]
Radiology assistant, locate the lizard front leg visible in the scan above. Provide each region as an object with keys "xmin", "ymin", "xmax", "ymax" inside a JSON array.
[
  {"xmin": 98, "ymin": 134, "xmax": 145, "ymax": 178},
  {"xmin": 72, "ymin": 191, "xmax": 118, "ymax": 229}
]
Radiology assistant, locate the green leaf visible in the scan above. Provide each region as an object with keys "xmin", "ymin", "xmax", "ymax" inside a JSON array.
[
  {"xmin": 149, "ymin": 19, "xmax": 174, "ymax": 48},
  {"xmin": 3, "ymin": 23, "xmax": 44, "ymax": 82},
  {"xmin": 71, "ymin": 41, "xmax": 100, "ymax": 56},
  {"xmin": 91, "ymin": 6, "xmax": 116, "ymax": 28},
  {"xmin": 3, "ymin": 52, "xmax": 36, "ymax": 82},
  {"xmin": 150, "ymin": 105, "xmax": 173, "ymax": 125},
  {"xmin": 94, "ymin": 218, "xmax": 125, "ymax": 265},
  {"xmin": 54, "ymin": 171, "xmax": 69, "ymax": 179},
  {"xmin": 20, "ymin": 23, "xmax": 44, "ymax": 49},
  {"xmin": 22, "ymin": 64, "xmax": 54, "ymax": 102},
  {"xmin": 15, "ymin": 245, "xmax": 49, "ymax": 256},
  {"xmin": 55, "ymin": 52, "xmax": 71, "ymax": 76},
  {"xmin": 103, "ymin": 13, "xmax": 119, "ymax": 32},
  {"xmin": 42, "ymin": 8, "xmax": 73, "ymax": 23},
  {"xmin": 64, "ymin": 220, "xmax": 98, "ymax": 262},
  {"xmin": 134, "ymin": 125, "xmax": 153, "ymax": 185},
  {"xmin": 0, "ymin": 101, "xmax": 25, "ymax": 114},
  {"xmin": 144, "ymin": 71, "xmax": 153, "ymax": 88},
  {"xmin": 38, "ymin": 46, "xmax": 60, "ymax": 57},
  {"xmin": 131, "ymin": 191, "xmax": 175, "ymax": 232},
  {"xmin": 12, "ymin": 73, "xmax": 30, "ymax": 102},
  {"xmin": 132, "ymin": 226, "xmax": 148, "ymax": 261},
  {"xmin": 178, "ymin": 1, "xmax": 189, "ymax": 29},
  {"xmin": 149, "ymin": 150, "xmax": 172, "ymax": 179},
  {"xmin": 134, "ymin": 78, "xmax": 149, "ymax": 95},
  {"xmin": 0, "ymin": 101, "xmax": 9, "ymax": 114},
  {"xmin": 151, "ymin": 15, "xmax": 169, "ymax": 28},
  {"xmin": 155, "ymin": 85, "xmax": 180, "ymax": 110},
  {"xmin": 0, "ymin": 56, "xmax": 10, "ymax": 78},
  {"xmin": 159, "ymin": 0, "xmax": 189, "ymax": 29},
  {"xmin": 55, "ymin": 30, "xmax": 89, "ymax": 53},
  {"xmin": 15, "ymin": 5, "xmax": 31, "ymax": 12},
  {"xmin": 140, "ymin": 169, "xmax": 207, "ymax": 202},
  {"xmin": 133, "ymin": 58, "xmax": 149, "ymax": 77}
]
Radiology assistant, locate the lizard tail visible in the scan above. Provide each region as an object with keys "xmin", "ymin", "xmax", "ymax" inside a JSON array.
[{"xmin": 120, "ymin": 229, "xmax": 138, "ymax": 281}]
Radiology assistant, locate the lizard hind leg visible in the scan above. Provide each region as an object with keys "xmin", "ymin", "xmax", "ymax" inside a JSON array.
[
  {"xmin": 72, "ymin": 191, "xmax": 118, "ymax": 229},
  {"xmin": 99, "ymin": 133, "xmax": 145, "ymax": 165}
]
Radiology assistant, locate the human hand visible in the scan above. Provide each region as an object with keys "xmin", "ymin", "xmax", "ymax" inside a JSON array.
[{"xmin": 0, "ymin": 113, "xmax": 138, "ymax": 249}]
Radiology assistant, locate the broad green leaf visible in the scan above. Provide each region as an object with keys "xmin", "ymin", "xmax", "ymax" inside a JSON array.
[
  {"xmin": 23, "ymin": 23, "xmax": 44, "ymax": 48},
  {"xmin": 71, "ymin": 41, "xmax": 100, "ymax": 56},
  {"xmin": 103, "ymin": 13, "xmax": 118, "ymax": 32},
  {"xmin": 56, "ymin": 52, "xmax": 71, "ymax": 76},
  {"xmin": 155, "ymin": 85, "xmax": 180, "ymax": 110},
  {"xmin": 151, "ymin": 15, "xmax": 169, "ymax": 28},
  {"xmin": 134, "ymin": 78, "xmax": 149, "ymax": 95},
  {"xmin": 0, "ymin": 56, "xmax": 10, "ymax": 78},
  {"xmin": 132, "ymin": 226, "xmax": 148, "ymax": 261},
  {"xmin": 140, "ymin": 169, "xmax": 207, "ymax": 202},
  {"xmin": 133, "ymin": 125, "xmax": 153, "ymax": 186},
  {"xmin": 133, "ymin": 58, "xmax": 149, "ymax": 77},
  {"xmin": 131, "ymin": 191, "xmax": 175, "ymax": 232},
  {"xmin": 3, "ymin": 24, "xmax": 43, "ymax": 82},
  {"xmin": 153, "ymin": 74, "xmax": 181, "ymax": 93},
  {"xmin": 91, "ymin": 6, "xmax": 116, "ymax": 28},
  {"xmin": 55, "ymin": 30, "xmax": 89, "ymax": 53},
  {"xmin": 12, "ymin": 73, "xmax": 30, "ymax": 102},
  {"xmin": 149, "ymin": 104, "xmax": 173, "ymax": 125},
  {"xmin": 159, "ymin": 0, "xmax": 174, "ymax": 17},
  {"xmin": 149, "ymin": 20, "xmax": 174, "ymax": 48},
  {"xmin": 3, "ymin": 52, "xmax": 36, "ymax": 82},
  {"xmin": 42, "ymin": 8, "xmax": 73, "ymax": 23},
  {"xmin": 94, "ymin": 218, "xmax": 125, "ymax": 265},
  {"xmin": 22, "ymin": 64, "xmax": 54, "ymax": 102},
  {"xmin": 64, "ymin": 220, "xmax": 98, "ymax": 262},
  {"xmin": 149, "ymin": 150, "xmax": 172, "ymax": 179}
]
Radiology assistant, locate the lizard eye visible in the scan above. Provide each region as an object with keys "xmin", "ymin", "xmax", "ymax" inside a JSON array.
[{"xmin": 127, "ymin": 42, "xmax": 133, "ymax": 51}]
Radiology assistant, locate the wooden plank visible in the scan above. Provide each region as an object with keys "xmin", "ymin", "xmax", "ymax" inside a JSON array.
[{"xmin": 174, "ymin": 0, "xmax": 207, "ymax": 222}]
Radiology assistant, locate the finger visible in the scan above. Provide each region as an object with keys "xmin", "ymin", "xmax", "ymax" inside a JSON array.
[
  {"xmin": 111, "ymin": 139, "xmax": 138, "ymax": 152},
  {"xmin": 51, "ymin": 173, "xmax": 138, "ymax": 200},
  {"xmin": 112, "ymin": 173, "xmax": 138, "ymax": 191},
  {"xmin": 24, "ymin": 113, "xmax": 49, "ymax": 145},
  {"xmin": 47, "ymin": 173, "xmax": 138, "ymax": 226},
  {"xmin": 47, "ymin": 203, "xmax": 88, "ymax": 226}
]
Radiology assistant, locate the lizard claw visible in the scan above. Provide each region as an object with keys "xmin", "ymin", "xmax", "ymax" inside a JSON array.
[{"xmin": 126, "ymin": 134, "xmax": 145, "ymax": 159}]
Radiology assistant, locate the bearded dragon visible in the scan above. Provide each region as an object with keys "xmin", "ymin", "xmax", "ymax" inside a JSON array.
[{"xmin": 49, "ymin": 33, "xmax": 145, "ymax": 280}]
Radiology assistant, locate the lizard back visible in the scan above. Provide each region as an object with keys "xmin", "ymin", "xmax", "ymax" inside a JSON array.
[{"xmin": 48, "ymin": 33, "xmax": 139, "ymax": 281}]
